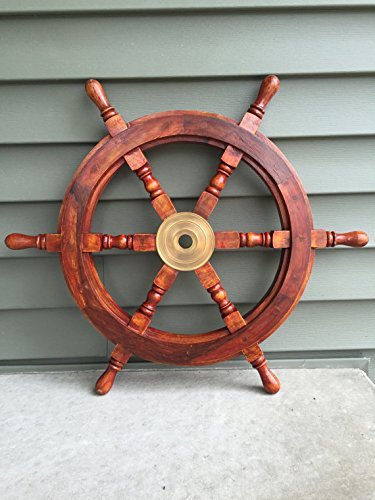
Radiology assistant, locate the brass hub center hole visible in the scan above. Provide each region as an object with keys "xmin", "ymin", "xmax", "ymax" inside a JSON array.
[{"xmin": 178, "ymin": 234, "xmax": 193, "ymax": 249}]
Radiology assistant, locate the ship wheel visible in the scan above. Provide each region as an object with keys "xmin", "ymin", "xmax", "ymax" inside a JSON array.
[{"xmin": 5, "ymin": 76, "xmax": 369, "ymax": 396}]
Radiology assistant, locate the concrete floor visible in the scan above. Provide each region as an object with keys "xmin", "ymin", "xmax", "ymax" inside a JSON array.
[{"xmin": 0, "ymin": 368, "xmax": 374, "ymax": 500}]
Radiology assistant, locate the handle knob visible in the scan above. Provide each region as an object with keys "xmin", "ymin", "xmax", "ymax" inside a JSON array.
[
  {"xmin": 5, "ymin": 233, "xmax": 46, "ymax": 250},
  {"xmin": 85, "ymin": 79, "xmax": 116, "ymax": 121},
  {"xmin": 249, "ymin": 74, "xmax": 280, "ymax": 118},
  {"xmin": 328, "ymin": 231, "xmax": 369, "ymax": 247},
  {"xmin": 95, "ymin": 365, "xmax": 118, "ymax": 395},
  {"xmin": 255, "ymin": 362, "xmax": 281, "ymax": 394}
]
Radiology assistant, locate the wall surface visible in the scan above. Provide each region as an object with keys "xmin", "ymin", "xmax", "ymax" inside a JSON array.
[{"xmin": 0, "ymin": 1, "xmax": 374, "ymax": 377}]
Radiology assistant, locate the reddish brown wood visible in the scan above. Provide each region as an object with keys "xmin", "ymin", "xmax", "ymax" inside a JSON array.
[
  {"xmin": 95, "ymin": 344, "xmax": 132, "ymax": 395},
  {"xmin": 151, "ymin": 193, "xmax": 176, "ymax": 221},
  {"xmin": 81, "ymin": 233, "xmax": 156, "ymax": 252},
  {"xmin": 215, "ymin": 230, "xmax": 287, "ymax": 249},
  {"xmin": 195, "ymin": 262, "xmax": 246, "ymax": 333},
  {"xmin": 5, "ymin": 233, "xmax": 61, "ymax": 252},
  {"xmin": 215, "ymin": 229, "xmax": 369, "ymax": 250},
  {"xmin": 86, "ymin": 80, "xmax": 145, "ymax": 170},
  {"xmin": 242, "ymin": 345, "xmax": 280, "ymax": 394},
  {"xmin": 248, "ymin": 74, "xmax": 280, "ymax": 118},
  {"xmin": 194, "ymin": 75, "xmax": 280, "ymax": 219},
  {"xmin": 313, "ymin": 230, "xmax": 369, "ymax": 248},
  {"xmin": 128, "ymin": 264, "xmax": 179, "ymax": 334},
  {"xmin": 8, "ymin": 229, "xmax": 366, "ymax": 254},
  {"xmin": 85, "ymin": 79, "xmax": 117, "ymax": 121},
  {"xmin": 214, "ymin": 231, "xmax": 240, "ymax": 249},
  {"xmin": 240, "ymin": 231, "xmax": 274, "ymax": 248},
  {"xmin": 132, "ymin": 234, "xmax": 157, "ymax": 252},
  {"xmin": 86, "ymin": 79, "xmax": 176, "ymax": 220},
  {"xmin": 58, "ymin": 110, "xmax": 314, "ymax": 367}
]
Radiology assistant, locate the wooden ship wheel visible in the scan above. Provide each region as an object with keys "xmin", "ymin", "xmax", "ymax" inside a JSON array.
[{"xmin": 5, "ymin": 75, "xmax": 369, "ymax": 396}]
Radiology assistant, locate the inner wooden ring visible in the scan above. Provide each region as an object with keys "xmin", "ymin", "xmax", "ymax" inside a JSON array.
[{"xmin": 59, "ymin": 110, "xmax": 314, "ymax": 366}]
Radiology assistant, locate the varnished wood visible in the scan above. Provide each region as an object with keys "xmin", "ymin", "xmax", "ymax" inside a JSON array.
[
  {"xmin": 242, "ymin": 345, "xmax": 280, "ymax": 394},
  {"xmin": 95, "ymin": 344, "xmax": 132, "ymax": 395},
  {"xmin": 128, "ymin": 264, "xmax": 179, "ymax": 334},
  {"xmin": 7, "ymin": 229, "xmax": 367, "ymax": 254},
  {"xmin": 214, "ymin": 229, "xmax": 369, "ymax": 249},
  {"xmin": 81, "ymin": 233, "xmax": 156, "ymax": 252},
  {"xmin": 57, "ymin": 110, "xmax": 314, "ymax": 367},
  {"xmin": 194, "ymin": 75, "xmax": 280, "ymax": 219},
  {"xmin": 4, "ymin": 232, "xmax": 157, "ymax": 253},
  {"xmin": 5, "ymin": 233, "xmax": 61, "ymax": 252},
  {"xmin": 195, "ymin": 262, "xmax": 246, "ymax": 333},
  {"xmin": 150, "ymin": 193, "xmax": 177, "ymax": 221},
  {"xmin": 214, "ymin": 231, "xmax": 240, "ymax": 249},
  {"xmin": 312, "ymin": 230, "xmax": 369, "ymax": 248},
  {"xmin": 85, "ymin": 79, "xmax": 117, "ymax": 122},
  {"xmin": 7, "ymin": 229, "xmax": 366, "ymax": 254},
  {"xmin": 86, "ymin": 79, "xmax": 176, "ymax": 220},
  {"xmin": 248, "ymin": 74, "xmax": 281, "ymax": 118},
  {"xmin": 86, "ymin": 80, "xmax": 145, "ymax": 170}
]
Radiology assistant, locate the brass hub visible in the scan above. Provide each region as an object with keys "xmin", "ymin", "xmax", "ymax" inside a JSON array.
[{"xmin": 156, "ymin": 212, "xmax": 215, "ymax": 271}]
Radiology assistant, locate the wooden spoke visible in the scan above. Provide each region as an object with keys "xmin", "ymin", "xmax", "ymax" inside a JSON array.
[
  {"xmin": 128, "ymin": 264, "xmax": 179, "ymax": 334},
  {"xmin": 86, "ymin": 79, "xmax": 177, "ymax": 220},
  {"xmin": 215, "ymin": 230, "xmax": 288, "ymax": 249},
  {"xmin": 214, "ymin": 229, "xmax": 369, "ymax": 250},
  {"xmin": 4, "ymin": 233, "xmax": 157, "ymax": 253},
  {"xmin": 194, "ymin": 75, "xmax": 280, "ymax": 219},
  {"xmin": 195, "ymin": 262, "xmax": 246, "ymax": 334},
  {"xmin": 6, "ymin": 228, "xmax": 367, "ymax": 256},
  {"xmin": 95, "ymin": 344, "xmax": 132, "ymax": 396},
  {"xmin": 81, "ymin": 233, "xmax": 156, "ymax": 252},
  {"xmin": 242, "ymin": 345, "xmax": 280, "ymax": 394},
  {"xmin": 134, "ymin": 163, "xmax": 176, "ymax": 220}
]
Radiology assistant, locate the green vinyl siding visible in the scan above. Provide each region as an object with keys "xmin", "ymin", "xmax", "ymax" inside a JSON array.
[{"xmin": 0, "ymin": 2, "xmax": 374, "ymax": 376}]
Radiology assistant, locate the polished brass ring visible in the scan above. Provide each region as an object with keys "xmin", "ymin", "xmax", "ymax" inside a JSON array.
[{"xmin": 156, "ymin": 212, "xmax": 215, "ymax": 271}]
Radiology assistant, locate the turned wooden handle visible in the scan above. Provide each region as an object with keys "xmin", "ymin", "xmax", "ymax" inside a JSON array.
[
  {"xmin": 95, "ymin": 345, "xmax": 132, "ymax": 395},
  {"xmin": 250, "ymin": 74, "xmax": 280, "ymax": 116},
  {"xmin": 243, "ymin": 346, "xmax": 280, "ymax": 394},
  {"xmin": 85, "ymin": 79, "xmax": 112, "ymax": 113},
  {"xmin": 256, "ymin": 363, "xmax": 281, "ymax": 394},
  {"xmin": 95, "ymin": 365, "xmax": 118, "ymax": 396},
  {"xmin": 5, "ymin": 233, "xmax": 40, "ymax": 250},
  {"xmin": 331, "ymin": 231, "xmax": 369, "ymax": 247}
]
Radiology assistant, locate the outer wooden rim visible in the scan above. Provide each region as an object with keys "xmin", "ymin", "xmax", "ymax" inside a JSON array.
[{"xmin": 59, "ymin": 110, "xmax": 314, "ymax": 366}]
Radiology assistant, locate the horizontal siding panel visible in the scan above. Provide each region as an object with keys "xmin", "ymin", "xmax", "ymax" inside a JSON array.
[
  {"xmin": 0, "ymin": 308, "xmax": 107, "ymax": 360},
  {"xmin": 1, "ymin": 249, "xmax": 372, "ymax": 310},
  {"xmin": 1, "ymin": 137, "xmax": 374, "ymax": 203},
  {"xmin": 104, "ymin": 250, "xmax": 375, "ymax": 307},
  {"xmin": 136, "ymin": 301, "xmax": 375, "ymax": 349},
  {"xmin": 1, "ymin": 194, "xmax": 373, "ymax": 258},
  {"xmin": 1, "ymin": 300, "xmax": 373, "ymax": 362},
  {"xmin": 0, "ymin": 257, "xmax": 103, "ymax": 310},
  {"xmin": 1, "ymin": 77, "xmax": 375, "ymax": 144},
  {"xmin": 1, "ymin": 1, "xmax": 374, "ymax": 15},
  {"xmin": 263, "ymin": 300, "xmax": 375, "ymax": 351},
  {"xmin": 0, "ymin": 11, "xmax": 374, "ymax": 80}
]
